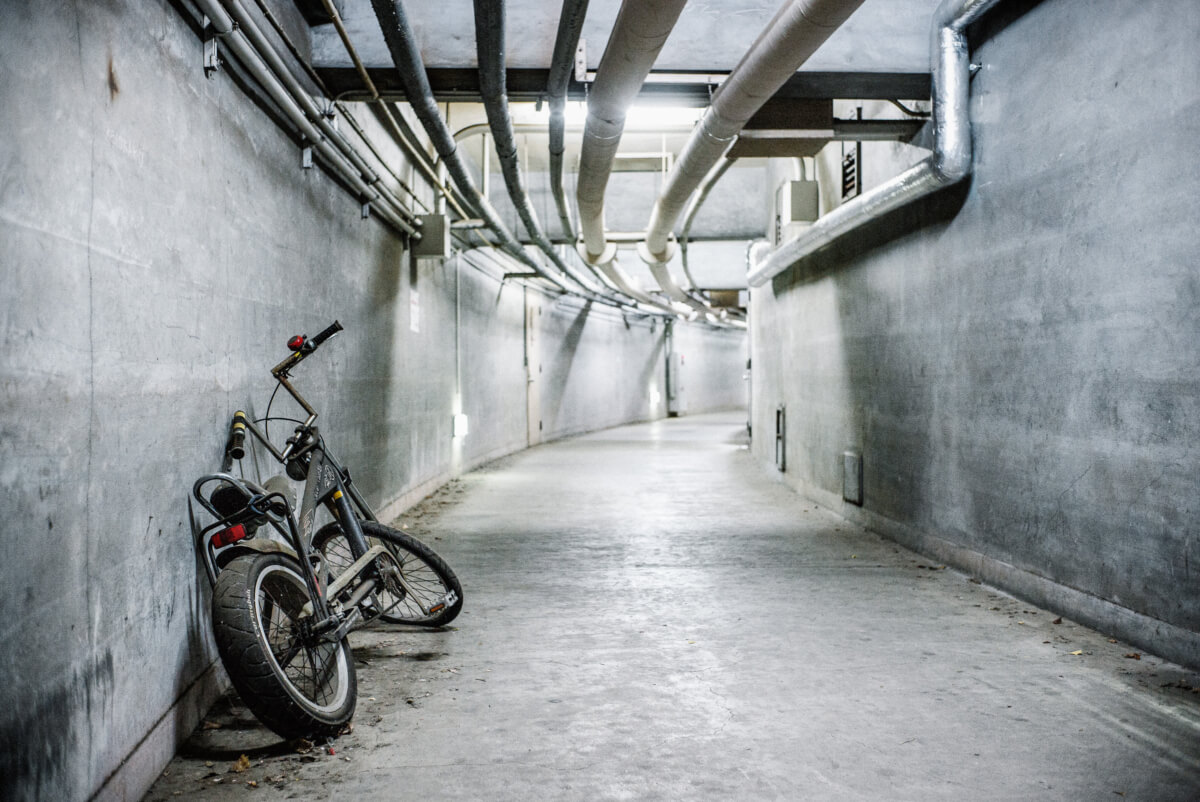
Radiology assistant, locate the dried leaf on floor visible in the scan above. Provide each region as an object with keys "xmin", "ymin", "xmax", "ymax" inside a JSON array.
[
  {"xmin": 1124, "ymin": 653, "xmax": 1141, "ymax": 660},
  {"xmin": 231, "ymin": 755, "xmax": 251, "ymax": 773},
  {"xmin": 201, "ymin": 720, "xmax": 222, "ymax": 730},
  {"xmin": 1052, "ymin": 618, "xmax": 1063, "ymax": 624},
  {"xmin": 1070, "ymin": 650, "xmax": 1084, "ymax": 656}
]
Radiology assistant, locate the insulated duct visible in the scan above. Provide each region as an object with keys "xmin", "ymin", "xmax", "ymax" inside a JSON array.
[
  {"xmin": 678, "ymin": 155, "xmax": 736, "ymax": 291},
  {"xmin": 642, "ymin": 0, "xmax": 866, "ymax": 270},
  {"xmin": 369, "ymin": 0, "xmax": 583, "ymax": 293},
  {"xmin": 575, "ymin": 0, "xmax": 689, "ymax": 266},
  {"xmin": 472, "ymin": 0, "xmax": 615, "ymax": 300},
  {"xmin": 547, "ymin": 0, "xmax": 589, "ymax": 242},
  {"xmin": 747, "ymin": 0, "xmax": 1001, "ymax": 287}
]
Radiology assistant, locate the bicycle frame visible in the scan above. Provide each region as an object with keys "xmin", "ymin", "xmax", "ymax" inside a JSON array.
[{"xmin": 189, "ymin": 321, "xmax": 397, "ymax": 638}]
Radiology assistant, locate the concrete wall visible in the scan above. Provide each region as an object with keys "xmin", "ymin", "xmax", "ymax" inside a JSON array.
[
  {"xmin": 0, "ymin": 2, "xmax": 745, "ymax": 800},
  {"xmin": 751, "ymin": 0, "xmax": 1200, "ymax": 668}
]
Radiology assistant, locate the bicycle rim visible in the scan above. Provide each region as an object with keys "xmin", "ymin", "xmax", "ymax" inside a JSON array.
[{"xmin": 254, "ymin": 562, "xmax": 351, "ymax": 714}]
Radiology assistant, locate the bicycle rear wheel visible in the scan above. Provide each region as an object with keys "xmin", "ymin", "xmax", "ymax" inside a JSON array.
[
  {"xmin": 212, "ymin": 553, "xmax": 356, "ymax": 739},
  {"xmin": 314, "ymin": 521, "xmax": 463, "ymax": 627}
]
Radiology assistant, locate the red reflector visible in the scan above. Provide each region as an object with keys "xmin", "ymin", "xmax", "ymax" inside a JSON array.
[
  {"xmin": 287, "ymin": 335, "xmax": 305, "ymax": 351},
  {"xmin": 212, "ymin": 524, "xmax": 248, "ymax": 548}
]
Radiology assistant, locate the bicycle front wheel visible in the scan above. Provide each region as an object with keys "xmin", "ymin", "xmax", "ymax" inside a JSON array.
[
  {"xmin": 212, "ymin": 553, "xmax": 357, "ymax": 739},
  {"xmin": 314, "ymin": 521, "xmax": 463, "ymax": 627}
]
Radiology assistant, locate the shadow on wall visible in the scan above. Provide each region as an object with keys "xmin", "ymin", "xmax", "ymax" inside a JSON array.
[
  {"xmin": 541, "ymin": 300, "xmax": 594, "ymax": 431},
  {"xmin": 359, "ymin": 243, "xmax": 408, "ymax": 504},
  {"xmin": 770, "ymin": 181, "xmax": 970, "ymax": 294},
  {"xmin": 636, "ymin": 328, "xmax": 668, "ymax": 418}
]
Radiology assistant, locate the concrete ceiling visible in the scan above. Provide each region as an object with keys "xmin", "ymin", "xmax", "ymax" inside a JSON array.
[
  {"xmin": 298, "ymin": 0, "xmax": 940, "ymax": 288},
  {"xmin": 310, "ymin": 0, "xmax": 940, "ymax": 101}
]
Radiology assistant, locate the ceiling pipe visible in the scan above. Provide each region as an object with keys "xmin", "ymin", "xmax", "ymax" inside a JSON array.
[
  {"xmin": 546, "ymin": 0, "xmax": 589, "ymax": 243},
  {"xmin": 640, "ymin": 0, "xmax": 866, "ymax": 281},
  {"xmin": 221, "ymin": 0, "xmax": 421, "ymax": 231},
  {"xmin": 678, "ymin": 155, "xmax": 736, "ymax": 291},
  {"xmin": 596, "ymin": 259, "xmax": 694, "ymax": 317},
  {"xmin": 194, "ymin": 0, "xmax": 417, "ymax": 236},
  {"xmin": 472, "ymin": 0, "xmax": 622, "ymax": 303},
  {"xmin": 242, "ymin": 0, "xmax": 430, "ymax": 220},
  {"xmin": 748, "ymin": 0, "xmax": 1002, "ymax": 286},
  {"xmin": 575, "ymin": 0, "xmax": 689, "ymax": 267},
  {"xmin": 369, "ymin": 0, "xmax": 584, "ymax": 294},
  {"xmin": 315, "ymin": 0, "xmax": 471, "ymax": 220}
]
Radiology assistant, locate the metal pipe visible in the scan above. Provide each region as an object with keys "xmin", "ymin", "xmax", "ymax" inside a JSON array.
[
  {"xmin": 679, "ymin": 155, "xmax": 736, "ymax": 290},
  {"xmin": 575, "ymin": 0, "xmax": 689, "ymax": 266},
  {"xmin": 219, "ymin": 0, "xmax": 419, "ymax": 233},
  {"xmin": 316, "ymin": 0, "xmax": 471, "ymax": 219},
  {"xmin": 547, "ymin": 0, "xmax": 589, "ymax": 242},
  {"xmin": 472, "ymin": 0, "xmax": 614, "ymax": 299},
  {"xmin": 643, "ymin": 0, "xmax": 866, "ymax": 265},
  {"xmin": 455, "ymin": 121, "xmax": 700, "ymax": 141},
  {"xmin": 747, "ymin": 0, "xmax": 1002, "ymax": 287},
  {"xmin": 368, "ymin": 0, "xmax": 582, "ymax": 293},
  {"xmin": 595, "ymin": 259, "xmax": 690, "ymax": 318},
  {"xmin": 245, "ymin": 0, "xmax": 429, "ymax": 216},
  {"xmin": 194, "ymin": 0, "xmax": 416, "ymax": 236}
]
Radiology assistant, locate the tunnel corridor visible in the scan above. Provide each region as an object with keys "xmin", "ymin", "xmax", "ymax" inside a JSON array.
[
  {"xmin": 3, "ymin": 0, "xmax": 1199, "ymax": 799},
  {"xmin": 145, "ymin": 413, "xmax": 1200, "ymax": 799}
]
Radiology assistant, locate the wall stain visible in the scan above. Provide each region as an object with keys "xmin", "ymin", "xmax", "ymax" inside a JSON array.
[
  {"xmin": 107, "ymin": 53, "xmax": 119, "ymax": 101},
  {"xmin": 0, "ymin": 650, "xmax": 114, "ymax": 801}
]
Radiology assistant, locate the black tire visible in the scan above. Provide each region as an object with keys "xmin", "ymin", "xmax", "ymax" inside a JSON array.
[
  {"xmin": 313, "ymin": 521, "xmax": 464, "ymax": 627},
  {"xmin": 212, "ymin": 553, "xmax": 356, "ymax": 739}
]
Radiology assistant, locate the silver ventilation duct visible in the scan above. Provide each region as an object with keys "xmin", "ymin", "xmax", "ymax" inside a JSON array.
[{"xmin": 747, "ymin": 0, "xmax": 1002, "ymax": 287}]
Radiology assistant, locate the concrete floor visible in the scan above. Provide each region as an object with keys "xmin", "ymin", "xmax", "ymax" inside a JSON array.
[{"xmin": 146, "ymin": 412, "xmax": 1200, "ymax": 800}]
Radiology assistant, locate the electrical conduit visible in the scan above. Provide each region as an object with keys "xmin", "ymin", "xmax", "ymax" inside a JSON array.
[
  {"xmin": 369, "ymin": 0, "xmax": 584, "ymax": 294},
  {"xmin": 195, "ymin": 0, "xmax": 418, "ymax": 236},
  {"xmin": 472, "ymin": 0, "xmax": 623, "ymax": 303}
]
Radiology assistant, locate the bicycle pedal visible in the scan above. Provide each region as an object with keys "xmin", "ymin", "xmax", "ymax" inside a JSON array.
[{"xmin": 429, "ymin": 589, "xmax": 459, "ymax": 614}]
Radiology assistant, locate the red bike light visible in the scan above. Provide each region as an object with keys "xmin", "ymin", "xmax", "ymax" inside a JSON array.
[
  {"xmin": 212, "ymin": 524, "xmax": 248, "ymax": 548},
  {"xmin": 287, "ymin": 334, "xmax": 305, "ymax": 351}
]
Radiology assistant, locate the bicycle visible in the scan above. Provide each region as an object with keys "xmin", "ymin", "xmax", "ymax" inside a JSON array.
[{"xmin": 188, "ymin": 321, "xmax": 463, "ymax": 739}]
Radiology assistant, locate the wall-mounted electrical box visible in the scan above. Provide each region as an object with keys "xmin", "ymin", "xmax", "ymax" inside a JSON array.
[
  {"xmin": 775, "ymin": 405, "xmax": 786, "ymax": 471},
  {"xmin": 667, "ymin": 352, "xmax": 687, "ymax": 417},
  {"xmin": 772, "ymin": 179, "xmax": 819, "ymax": 246},
  {"xmin": 842, "ymin": 450, "xmax": 863, "ymax": 505},
  {"xmin": 413, "ymin": 213, "xmax": 450, "ymax": 258}
]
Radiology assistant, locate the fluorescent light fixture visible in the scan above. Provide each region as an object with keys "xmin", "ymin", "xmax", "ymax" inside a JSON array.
[
  {"xmin": 453, "ymin": 413, "xmax": 469, "ymax": 438},
  {"xmin": 625, "ymin": 103, "xmax": 704, "ymax": 130}
]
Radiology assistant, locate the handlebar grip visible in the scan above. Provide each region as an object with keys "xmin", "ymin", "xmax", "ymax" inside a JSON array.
[
  {"xmin": 309, "ymin": 320, "xmax": 343, "ymax": 349},
  {"xmin": 227, "ymin": 411, "xmax": 248, "ymax": 460}
]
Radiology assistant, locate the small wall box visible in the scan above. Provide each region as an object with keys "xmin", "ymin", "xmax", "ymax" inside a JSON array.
[
  {"xmin": 843, "ymin": 451, "xmax": 863, "ymax": 505},
  {"xmin": 413, "ymin": 214, "xmax": 450, "ymax": 258}
]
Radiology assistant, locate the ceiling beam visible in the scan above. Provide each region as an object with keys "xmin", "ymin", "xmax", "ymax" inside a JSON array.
[{"xmin": 317, "ymin": 67, "xmax": 931, "ymax": 105}]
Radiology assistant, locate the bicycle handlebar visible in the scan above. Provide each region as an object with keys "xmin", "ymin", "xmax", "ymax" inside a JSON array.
[
  {"xmin": 227, "ymin": 411, "xmax": 248, "ymax": 460},
  {"xmin": 271, "ymin": 320, "xmax": 343, "ymax": 378},
  {"xmin": 309, "ymin": 320, "xmax": 343, "ymax": 349}
]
